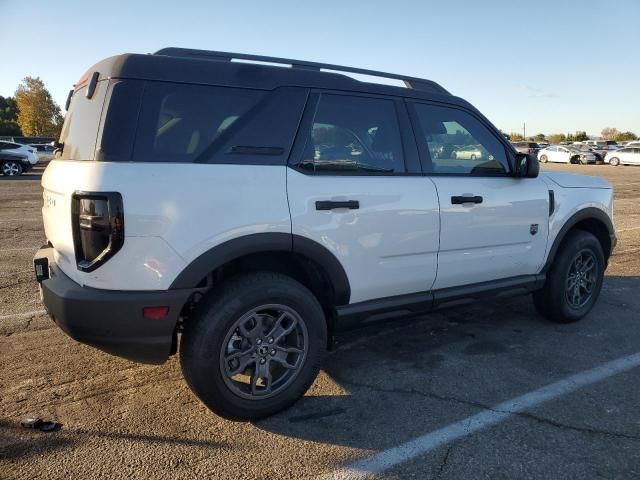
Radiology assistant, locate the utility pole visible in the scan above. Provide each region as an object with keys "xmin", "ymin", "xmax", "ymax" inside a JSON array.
[{"xmin": 523, "ymin": 122, "xmax": 526, "ymax": 140}]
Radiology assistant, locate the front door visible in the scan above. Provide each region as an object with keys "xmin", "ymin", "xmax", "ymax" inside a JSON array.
[
  {"xmin": 409, "ymin": 101, "xmax": 550, "ymax": 290},
  {"xmin": 287, "ymin": 93, "xmax": 440, "ymax": 304}
]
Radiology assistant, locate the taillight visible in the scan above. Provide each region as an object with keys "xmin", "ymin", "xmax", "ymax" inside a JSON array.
[{"xmin": 71, "ymin": 192, "xmax": 124, "ymax": 272}]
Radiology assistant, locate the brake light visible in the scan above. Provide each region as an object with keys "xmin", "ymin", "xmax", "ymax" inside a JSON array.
[
  {"xmin": 71, "ymin": 192, "xmax": 124, "ymax": 272},
  {"xmin": 143, "ymin": 307, "xmax": 170, "ymax": 319}
]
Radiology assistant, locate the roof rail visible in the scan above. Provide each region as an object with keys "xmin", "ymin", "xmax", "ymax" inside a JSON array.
[{"xmin": 153, "ymin": 47, "xmax": 450, "ymax": 95}]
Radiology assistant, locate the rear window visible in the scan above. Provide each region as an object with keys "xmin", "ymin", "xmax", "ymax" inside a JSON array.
[
  {"xmin": 132, "ymin": 83, "xmax": 264, "ymax": 163},
  {"xmin": 59, "ymin": 81, "xmax": 108, "ymax": 160}
]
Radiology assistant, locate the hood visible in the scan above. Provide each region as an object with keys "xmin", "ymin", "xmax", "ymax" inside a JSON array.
[{"xmin": 541, "ymin": 172, "xmax": 611, "ymax": 189}]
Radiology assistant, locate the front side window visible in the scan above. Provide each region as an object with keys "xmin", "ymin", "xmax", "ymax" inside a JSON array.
[
  {"xmin": 411, "ymin": 103, "xmax": 510, "ymax": 175},
  {"xmin": 300, "ymin": 94, "xmax": 404, "ymax": 174}
]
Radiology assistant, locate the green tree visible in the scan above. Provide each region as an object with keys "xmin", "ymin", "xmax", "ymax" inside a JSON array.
[
  {"xmin": 534, "ymin": 133, "xmax": 546, "ymax": 142},
  {"xmin": 566, "ymin": 133, "xmax": 575, "ymax": 143},
  {"xmin": 573, "ymin": 131, "xmax": 589, "ymax": 141},
  {"xmin": 0, "ymin": 96, "xmax": 22, "ymax": 136},
  {"xmin": 14, "ymin": 77, "xmax": 63, "ymax": 137},
  {"xmin": 615, "ymin": 131, "xmax": 638, "ymax": 142},
  {"xmin": 548, "ymin": 133, "xmax": 566, "ymax": 144}
]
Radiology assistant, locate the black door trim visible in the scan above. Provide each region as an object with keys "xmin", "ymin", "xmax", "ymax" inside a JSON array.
[{"xmin": 334, "ymin": 274, "xmax": 545, "ymax": 330}]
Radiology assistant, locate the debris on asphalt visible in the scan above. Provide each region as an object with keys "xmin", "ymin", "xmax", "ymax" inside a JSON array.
[{"xmin": 20, "ymin": 416, "xmax": 61, "ymax": 432}]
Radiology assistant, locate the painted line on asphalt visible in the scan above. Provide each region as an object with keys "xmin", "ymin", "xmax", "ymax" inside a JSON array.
[
  {"xmin": 0, "ymin": 309, "xmax": 46, "ymax": 321},
  {"xmin": 320, "ymin": 352, "xmax": 640, "ymax": 479}
]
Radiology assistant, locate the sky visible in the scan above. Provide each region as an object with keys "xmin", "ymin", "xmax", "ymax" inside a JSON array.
[{"xmin": 1, "ymin": 0, "xmax": 639, "ymax": 137}]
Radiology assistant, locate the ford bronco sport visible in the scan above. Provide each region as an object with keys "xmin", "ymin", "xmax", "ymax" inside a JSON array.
[{"xmin": 34, "ymin": 48, "xmax": 616, "ymax": 420}]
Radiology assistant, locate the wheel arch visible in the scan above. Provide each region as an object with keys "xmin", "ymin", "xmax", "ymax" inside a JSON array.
[
  {"xmin": 169, "ymin": 233, "xmax": 351, "ymax": 307},
  {"xmin": 543, "ymin": 207, "xmax": 615, "ymax": 272}
]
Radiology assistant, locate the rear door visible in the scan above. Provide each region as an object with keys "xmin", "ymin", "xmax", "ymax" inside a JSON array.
[
  {"xmin": 287, "ymin": 92, "xmax": 440, "ymax": 304},
  {"xmin": 409, "ymin": 101, "xmax": 549, "ymax": 290}
]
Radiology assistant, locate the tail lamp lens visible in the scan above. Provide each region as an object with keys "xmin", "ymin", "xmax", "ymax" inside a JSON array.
[{"xmin": 71, "ymin": 192, "xmax": 124, "ymax": 272}]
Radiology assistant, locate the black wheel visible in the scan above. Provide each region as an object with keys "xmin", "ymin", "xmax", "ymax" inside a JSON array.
[
  {"xmin": 609, "ymin": 157, "xmax": 620, "ymax": 166},
  {"xmin": 180, "ymin": 272, "xmax": 327, "ymax": 421},
  {"xmin": 539, "ymin": 155, "xmax": 548, "ymax": 163},
  {"xmin": 533, "ymin": 230, "xmax": 605, "ymax": 323},
  {"xmin": 1, "ymin": 160, "xmax": 23, "ymax": 176}
]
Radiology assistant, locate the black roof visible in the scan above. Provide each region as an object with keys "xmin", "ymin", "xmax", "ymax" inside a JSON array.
[{"xmin": 81, "ymin": 48, "xmax": 471, "ymax": 107}]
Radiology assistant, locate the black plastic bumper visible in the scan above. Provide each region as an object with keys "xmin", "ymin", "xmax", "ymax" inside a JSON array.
[{"xmin": 34, "ymin": 247, "xmax": 193, "ymax": 364}]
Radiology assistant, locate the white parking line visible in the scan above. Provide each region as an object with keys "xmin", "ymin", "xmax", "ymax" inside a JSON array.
[
  {"xmin": 320, "ymin": 352, "xmax": 640, "ymax": 479},
  {"xmin": 0, "ymin": 309, "xmax": 46, "ymax": 321}
]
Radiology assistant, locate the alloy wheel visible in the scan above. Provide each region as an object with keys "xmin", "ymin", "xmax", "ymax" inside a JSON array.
[
  {"xmin": 2, "ymin": 161, "xmax": 21, "ymax": 176},
  {"xmin": 219, "ymin": 304, "xmax": 308, "ymax": 400},
  {"xmin": 565, "ymin": 249, "xmax": 598, "ymax": 309}
]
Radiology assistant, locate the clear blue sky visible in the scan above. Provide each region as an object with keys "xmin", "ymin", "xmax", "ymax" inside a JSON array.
[{"xmin": 1, "ymin": 0, "xmax": 638, "ymax": 137}]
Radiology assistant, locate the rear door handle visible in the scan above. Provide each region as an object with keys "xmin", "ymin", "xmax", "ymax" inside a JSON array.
[
  {"xmin": 451, "ymin": 195, "xmax": 483, "ymax": 205},
  {"xmin": 315, "ymin": 200, "xmax": 360, "ymax": 211}
]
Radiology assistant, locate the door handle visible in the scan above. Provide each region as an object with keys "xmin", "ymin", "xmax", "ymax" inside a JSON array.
[
  {"xmin": 315, "ymin": 200, "xmax": 360, "ymax": 211},
  {"xmin": 451, "ymin": 195, "xmax": 483, "ymax": 205}
]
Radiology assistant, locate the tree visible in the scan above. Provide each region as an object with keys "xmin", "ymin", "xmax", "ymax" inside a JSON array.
[
  {"xmin": 508, "ymin": 132, "xmax": 524, "ymax": 141},
  {"xmin": 534, "ymin": 133, "xmax": 546, "ymax": 142},
  {"xmin": 14, "ymin": 77, "xmax": 63, "ymax": 137},
  {"xmin": 615, "ymin": 131, "xmax": 638, "ymax": 142},
  {"xmin": 548, "ymin": 133, "xmax": 566, "ymax": 144},
  {"xmin": 574, "ymin": 131, "xmax": 588, "ymax": 141},
  {"xmin": 0, "ymin": 96, "xmax": 22, "ymax": 136},
  {"xmin": 601, "ymin": 127, "xmax": 619, "ymax": 141}
]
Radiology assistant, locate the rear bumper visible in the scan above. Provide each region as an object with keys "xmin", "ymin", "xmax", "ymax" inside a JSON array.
[{"xmin": 35, "ymin": 247, "xmax": 193, "ymax": 364}]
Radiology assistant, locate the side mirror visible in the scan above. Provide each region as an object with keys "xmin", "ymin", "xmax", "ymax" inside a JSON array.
[{"xmin": 515, "ymin": 152, "xmax": 539, "ymax": 178}]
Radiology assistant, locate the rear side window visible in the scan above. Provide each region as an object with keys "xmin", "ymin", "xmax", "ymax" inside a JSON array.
[
  {"xmin": 132, "ymin": 83, "xmax": 264, "ymax": 163},
  {"xmin": 411, "ymin": 103, "xmax": 510, "ymax": 175},
  {"xmin": 299, "ymin": 94, "xmax": 404, "ymax": 174},
  {"xmin": 59, "ymin": 80, "xmax": 108, "ymax": 160}
]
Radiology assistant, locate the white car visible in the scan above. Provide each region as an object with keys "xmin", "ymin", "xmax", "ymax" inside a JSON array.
[
  {"xmin": 605, "ymin": 147, "xmax": 640, "ymax": 166},
  {"xmin": 0, "ymin": 140, "xmax": 39, "ymax": 176},
  {"xmin": 538, "ymin": 145, "xmax": 597, "ymax": 164},
  {"xmin": 33, "ymin": 48, "xmax": 616, "ymax": 421}
]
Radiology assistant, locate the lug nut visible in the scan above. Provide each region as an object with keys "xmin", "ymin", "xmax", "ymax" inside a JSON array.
[
  {"xmin": 268, "ymin": 338, "xmax": 274, "ymax": 344},
  {"xmin": 270, "ymin": 349, "xmax": 276, "ymax": 356},
  {"xmin": 260, "ymin": 358, "xmax": 266, "ymax": 364},
  {"xmin": 256, "ymin": 339, "xmax": 262, "ymax": 345}
]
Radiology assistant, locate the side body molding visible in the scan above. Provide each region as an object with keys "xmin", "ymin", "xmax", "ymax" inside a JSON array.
[
  {"xmin": 542, "ymin": 207, "xmax": 616, "ymax": 272},
  {"xmin": 169, "ymin": 233, "xmax": 351, "ymax": 305}
]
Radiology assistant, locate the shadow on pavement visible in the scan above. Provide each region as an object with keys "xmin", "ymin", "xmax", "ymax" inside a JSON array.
[{"xmin": 255, "ymin": 275, "xmax": 640, "ymax": 449}]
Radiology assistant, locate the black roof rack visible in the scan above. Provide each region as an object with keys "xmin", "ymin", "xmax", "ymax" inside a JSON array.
[{"xmin": 154, "ymin": 47, "xmax": 450, "ymax": 95}]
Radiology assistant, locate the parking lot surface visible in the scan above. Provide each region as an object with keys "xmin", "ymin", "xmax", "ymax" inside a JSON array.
[{"xmin": 1, "ymin": 163, "xmax": 639, "ymax": 479}]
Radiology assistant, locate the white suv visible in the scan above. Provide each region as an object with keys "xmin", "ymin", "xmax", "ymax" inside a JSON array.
[{"xmin": 34, "ymin": 48, "xmax": 616, "ymax": 420}]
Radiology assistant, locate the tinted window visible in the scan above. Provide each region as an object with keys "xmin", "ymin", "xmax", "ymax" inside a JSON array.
[
  {"xmin": 0, "ymin": 142, "xmax": 20, "ymax": 150},
  {"xmin": 411, "ymin": 103, "xmax": 510, "ymax": 175},
  {"xmin": 59, "ymin": 81, "xmax": 108, "ymax": 160},
  {"xmin": 132, "ymin": 83, "xmax": 264, "ymax": 163},
  {"xmin": 300, "ymin": 94, "xmax": 404, "ymax": 174}
]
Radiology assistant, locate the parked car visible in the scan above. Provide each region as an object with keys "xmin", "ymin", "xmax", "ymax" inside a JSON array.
[
  {"xmin": 512, "ymin": 141, "xmax": 541, "ymax": 156},
  {"xmin": 538, "ymin": 145, "xmax": 597, "ymax": 164},
  {"xmin": 576, "ymin": 144, "xmax": 604, "ymax": 163},
  {"xmin": 34, "ymin": 47, "xmax": 615, "ymax": 421},
  {"xmin": 624, "ymin": 141, "xmax": 640, "ymax": 148},
  {"xmin": 30, "ymin": 144, "xmax": 56, "ymax": 154},
  {"xmin": 0, "ymin": 141, "xmax": 39, "ymax": 176},
  {"xmin": 451, "ymin": 145, "xmax": 486, "ymax": 160},
  {"xmin": 605, "ymin": 147, "xmax": 640, "ymax": 166}
]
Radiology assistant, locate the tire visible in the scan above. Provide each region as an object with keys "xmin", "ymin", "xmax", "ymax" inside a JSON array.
[
  {"xmin": 451, "ymin": 152, "xmax": 457, "ymax": 159},
  {"xmin": 1, "ymin": 161, "xmax": 23, "ymax": 177},
  {"xmin": 539, "ymin": 155, "xmax": 548, "ymax": 163},
  {"xmin": 470, "ymin": 154, "xmax": 476, "ymax": 160},
  {"xmin": 609, "ymin": 157, "xmax": 620, "ymax": 166},
  {"xmin": 180, "ymin": 272, "xmax": 327, "ymax": 421},
  {"xmin": 533, "ymin": 230, "xmax": 605, "ymax": 323}
]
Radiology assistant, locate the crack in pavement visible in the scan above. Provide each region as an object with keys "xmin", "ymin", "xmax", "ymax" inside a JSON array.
[
  {"xmin": 332, "ymin": 375, "xmax": 640, "ymax": 443},
  {"xmin": 433, "ymin": 442, "xmax": 455, "ymax": 480}
]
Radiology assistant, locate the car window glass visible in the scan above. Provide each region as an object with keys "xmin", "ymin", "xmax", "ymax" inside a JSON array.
[
  {"xmin": 132, "ymin": 83, "xmax": 264, "ymax": 163},
  {"xmin": 411, "ymin": 103, "xmax": 509, "ymax": 175},
  {"xmin": 300, "ymin": 94, "xmax": 404, "ymax": 173}
]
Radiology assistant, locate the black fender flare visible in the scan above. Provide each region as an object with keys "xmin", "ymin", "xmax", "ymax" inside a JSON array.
[
  {"xmin": 542, "ymin": 207, "xmax": 615, "ymax": 272},
  {"xmin": 169, "ymin": 233, "xmax": 351, "ymax": 305}
]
